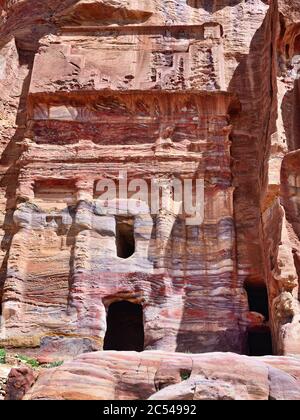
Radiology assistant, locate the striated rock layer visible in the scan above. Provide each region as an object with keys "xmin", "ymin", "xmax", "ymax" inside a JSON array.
[
  {"xmin": 23, "ymin": 351, "xmax": 300, "ymax": 400},
  {"xmin": 0, "ymin": 0, "xmax": 299, "ymax": 368}
]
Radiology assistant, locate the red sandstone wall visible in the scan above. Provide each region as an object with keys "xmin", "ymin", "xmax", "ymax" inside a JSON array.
[{"xmin": 0, "ymin": 0, "xmax": 299, "ymax": 359}]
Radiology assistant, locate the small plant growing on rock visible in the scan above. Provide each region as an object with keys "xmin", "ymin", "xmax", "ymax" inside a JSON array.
[
  {"xmin": 180, "ymin": 369, "xmax": 192, "ymax": 381},
  {"xmin": 44, "ymin": 361, "xmax": 64, "ymax": 369},
  {"xmin": 0, "ymin": 349, "xmax": 6, "ymax": 364},
  {"xmin": 17, "ymin": 354, "xmax": 40, "ymax": 368}
]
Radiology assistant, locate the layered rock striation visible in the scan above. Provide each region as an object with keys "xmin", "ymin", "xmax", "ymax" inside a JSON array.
[
  {"xmin": 0, "ymin": 0, "xmax": 299, "ymax": 394},
  {"xmin": 23, "ymin": 351, "xmax": 300, "ymax": 401}
]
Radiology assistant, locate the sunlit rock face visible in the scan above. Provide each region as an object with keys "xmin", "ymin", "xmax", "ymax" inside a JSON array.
[
  {"xmin": 23, "ymin": 351, "xmax": 300, "ymax": 401},
  {"xmin": 0, "ymin": 0, "xmax": 299, "ymax": 362}
]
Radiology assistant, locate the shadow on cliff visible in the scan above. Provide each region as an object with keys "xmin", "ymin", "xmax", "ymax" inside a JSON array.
[
  {"xmin": 175, "ymin": 3, "xmax": 278, "ymax": 354},
  {"xmin": 0, "ymin": 48, "xmax": 34, "ymax": 317},
  {"xmin": 0, "ymin": 0, "xmax": 84, "ymax": 315},
  {"xmin": 186, "ymin": 0, "xmax": 242, "ymax": 12},
  {"xmin": 0, "ymin": 0, "xmax": 83, "ymax": 49},
  {"xmin": 281, "ymin": 79, "xmax": 300, "ymax": 151}
]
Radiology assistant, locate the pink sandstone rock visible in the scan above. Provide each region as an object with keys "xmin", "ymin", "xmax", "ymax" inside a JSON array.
[
  {"xmin": 23, "ymin": 351, "xmax": 300, "ymax": 400},
  {"xmin": 0, "ymin": 0, "xmax": 299, "ymax": 401},
  {"xmin": 0, "ymin": 0, "xmax": 278, "ymax": 359},
  {"xmin": 5, "ymin": 365, "xmax": 36, "ymax": 400}
]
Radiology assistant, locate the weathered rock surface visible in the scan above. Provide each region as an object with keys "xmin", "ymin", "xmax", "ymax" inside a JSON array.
[
  {"xmin": 0, "ymin": 0, "xmax": 283, "ymax": 359},
  {"xmin": 5, "ymin": 365, "xmax": 36, "ymax": 400},
  {"xmin": 23, "ymin": 351, "xmax": 300, "ymax": 400},
  {"xmin": 0, "ymin": 365, "xmax": 10, "ymax": 400},
  {"xmin": 264, "ymin": 0, "xmax": 300, "ymax": 357},
  {"xmin": 0, "ymin": 0, "xmax": 299, "ymax": 392}
]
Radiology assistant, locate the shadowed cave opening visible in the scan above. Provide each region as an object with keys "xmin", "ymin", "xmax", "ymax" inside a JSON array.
[
  {"xmin": 116, "ymin": 217, "xmax": 135, "ymax": 259},
  {"xmin": 245, "ymin": 283, "xmax": 270, "ymax": 321},
  {"xmin": 103, "ymin": 301, "xmax": 144, "ymax": 351},
  {"xmin": 245, "ymin": 282, "xmax": 273, "ymax": 356},
  {"xmin": 248, "ymin": 327, "xmax": 273, "ymax": 357}
]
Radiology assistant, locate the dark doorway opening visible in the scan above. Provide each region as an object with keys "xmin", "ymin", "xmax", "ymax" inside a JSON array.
[
  {"xmin": 245, "ymin": 282, "xmax": 273, "ymax": 356},
  {"xmin": 248, "ymin": 327, "xmax": 273, "ymax": 356},
  {"xmin": 116, "ymin": 217, "xmax": 135, "ymax": 259},
  {"xmin": 294, "ymin": 35, "xmax": 300, "ymax": 56},
  {"xmin": 103, "ymin": 301, "xmax": 144, "ymax": 351},
  {"xmin": 245, "ymin": 283, "xmax": 269, "ymax": 321}
]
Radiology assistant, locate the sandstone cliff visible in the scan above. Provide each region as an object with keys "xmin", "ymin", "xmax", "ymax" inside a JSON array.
[{"xmin": 0, "ymin": 0, "xmax": 299, "ymax": 401}]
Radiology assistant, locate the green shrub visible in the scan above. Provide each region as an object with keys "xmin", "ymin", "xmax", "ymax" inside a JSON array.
[
  {"xmin": 44, "ymin": 361, "xmax": 64, "ymax": 369},
  {"xmin": 180, "ymin": 370, "xmax": 191, "ymax": 381},
  {"xmin": 0, "ymin": 348, "xmax": 6, "ymax": 364},
  {"xmin": 17, "ymin": 354, "xmax": 40, "ymax": 368}
]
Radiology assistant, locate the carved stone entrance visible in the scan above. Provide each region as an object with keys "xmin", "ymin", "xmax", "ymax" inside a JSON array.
[{"xmin": 104, "ymin": 301, "xmax": 144, "ymax": 351}]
